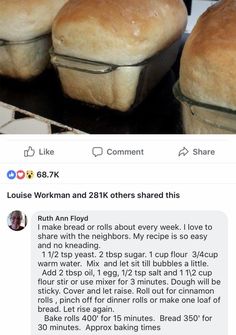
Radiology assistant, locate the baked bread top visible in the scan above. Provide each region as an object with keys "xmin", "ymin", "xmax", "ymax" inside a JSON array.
[
  {"xmin": 52, "ymin": 0, "xmax": 187, "ymax": 65},
  {"xmin": 180, "ymin": 0, "xmax": 236, "ymax": 110},
  {"xmin": 0, "ymin": 0, "xmax": 68, "ymax": 41}
]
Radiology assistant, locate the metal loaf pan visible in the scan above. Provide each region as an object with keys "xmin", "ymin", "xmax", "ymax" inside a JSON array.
[
  {"xmin": 173, "ymin": 81, "xmax": 236, "ymax": 134},
  {"xmin": 0, "ymin": 34, "xmax": 51, "ymax": 80},
  {"xmin": 51, "ymin": 39, "xmax": 181, "ymax": 112}
]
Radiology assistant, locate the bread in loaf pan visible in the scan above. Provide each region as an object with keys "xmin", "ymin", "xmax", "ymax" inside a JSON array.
[
  {"xmin": 179, "ymin": 0, "xmax": 236, "ymax": 133},
  {"xmin": 180, "ymin": 0, "xmax": 236, "ymax": 110},
  {"xmin": 52, "ymin": 0, "xmax": 187, "ymax": 111},
  {"xmin": 0, "ymin": 0, "xmax": 68, "ymax": 80}
]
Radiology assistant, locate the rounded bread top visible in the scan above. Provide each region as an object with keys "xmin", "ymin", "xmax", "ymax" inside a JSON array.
[
  {"xmin": 180, "ymin": 0, "xmax": 236, "ymax": 110},
  {"xmin": 0, "ymin": 0, "xmax": 68, "ymax": 41},
  {"xmin": 52, "ymin": 0, "xmax": 187, "ymax": 65}
]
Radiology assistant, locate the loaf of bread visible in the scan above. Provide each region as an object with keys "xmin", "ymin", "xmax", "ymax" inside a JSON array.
[
  {"xmin": 0, "ymin": 0, "xmax": 68, "ymax": 79},
  {"xmin": 179, "ymin": 0, "xmax": 236, "ymax": 133},
  {"xmin": 52, "ymin": 0, "xmax": 187, "ymax": 111},
  {"xmin": 180, "ymin": 0, "xmax": 236, "ymax": 110}
]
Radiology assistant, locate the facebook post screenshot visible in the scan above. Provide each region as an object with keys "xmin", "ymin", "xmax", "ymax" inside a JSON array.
[
  {"xmin": 0, "ymin": 1, "xmax": 235, "ymax": 335},
  {"xmin": 0, "ymin": 135, "xmax": 235, "ymax": 335}
]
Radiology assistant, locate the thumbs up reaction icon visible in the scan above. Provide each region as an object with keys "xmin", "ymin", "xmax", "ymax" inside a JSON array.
[{"xmin": 24, "ymin": 146, "xmax": 35, "ymax": 157}]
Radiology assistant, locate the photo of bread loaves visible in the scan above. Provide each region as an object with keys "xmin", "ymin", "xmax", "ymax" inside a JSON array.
[
  {"xmin": 178, "ymin": 0, "xmax": 236, "ymax": 133},
  {"xmin": 0, "ymin": 0, "xmax": 68, "ymax": 80},
  {"xmin": 52, "ymin": 0, "xmax": 187, "ymax": 112}
]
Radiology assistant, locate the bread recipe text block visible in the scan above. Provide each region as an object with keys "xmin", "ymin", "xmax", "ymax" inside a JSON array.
[{"xmin": 32, "ymin": 211, "xmax": 227, "ymax": 334}]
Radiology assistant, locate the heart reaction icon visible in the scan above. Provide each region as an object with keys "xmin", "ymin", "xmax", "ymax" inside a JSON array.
[{"xmin": 17, "ymin": 170, "xmax": 25, "ymax": 180}]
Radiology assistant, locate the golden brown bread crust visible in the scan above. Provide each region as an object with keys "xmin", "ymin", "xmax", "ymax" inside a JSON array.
[
  {"xmin": 52, "ymin": 0, "xmax": 187, "ymax": 111},
  {"xmin": 180, "ymin": 0, "xmax": 236, "ymax": 110},
  {"xmin": 53, "ymin": 0, "xmax": 187, "ymax": 64},
  {"xmin": 0, "ymin": 0, "xmax": 68, "ymax": 41}
]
